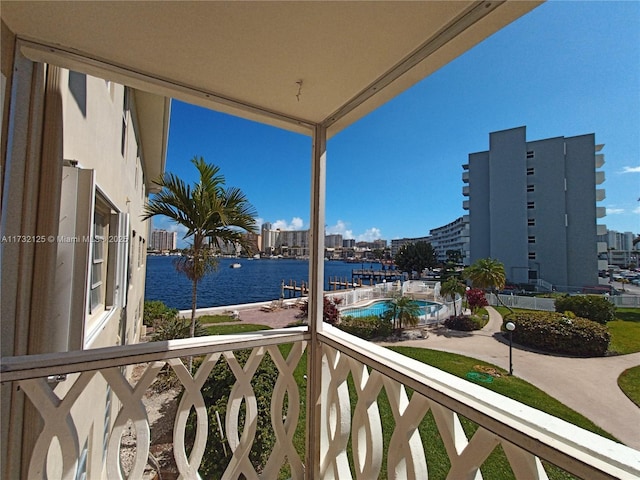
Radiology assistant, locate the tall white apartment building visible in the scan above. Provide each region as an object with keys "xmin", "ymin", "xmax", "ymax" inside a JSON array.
[
  {"xmin": 150, "ymin": 229, "xmax": 177, "ymax": 251},
  {"xmin": 429, "ymin": 216, "xmax": 470, "ymax": 265},
  {"xmin": 463, "ymin": 126, "xmax": 605, "ymax": 288}
]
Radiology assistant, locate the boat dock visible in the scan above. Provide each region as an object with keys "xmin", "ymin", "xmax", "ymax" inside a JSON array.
[
  {"xmin": 351, "ymin": 269, "xmax": 405, "ymax": 285},
  {"xmin": 328, "ymin": 277, "xmax": 361, "ymax": 290},
  {"xmin": 281, "ymin": 280, "xmax": 309, "ymax": 298},
  {"xmin": 281, "ymin": 269, "xmax": 406, "ymax": 296}
]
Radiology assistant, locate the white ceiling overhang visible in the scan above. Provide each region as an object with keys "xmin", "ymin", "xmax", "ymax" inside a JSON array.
[{"xmin": 1, "ymin": 1, "xmax": 541, "ymax": 137}]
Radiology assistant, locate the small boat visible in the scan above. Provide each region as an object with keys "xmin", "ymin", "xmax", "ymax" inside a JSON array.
[{"xmin": 230, "ymin": 263, "xmax": 242, "ymax": 269}]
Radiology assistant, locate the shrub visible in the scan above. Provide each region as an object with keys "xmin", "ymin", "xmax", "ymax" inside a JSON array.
[
  {"xmin": 510, "ymin": 311, "xmax": 610, "ymax": 357},
  {"xmin": 151, "ymin": 316, "xmax": 207, "ymax": 342},
  {"xmin": 338, "ymin": 315, "xmax": 393, "ymax": 339},
  {"xmin": 298, "ymin": 296, "xmax": 343, "ymax": 324},
  {"xmin": 554, "ymin": 295, "xmax": 616, "ymax": 324},
  {"xmin": 143, "ymin": 300, "xmax": 178, "ymax": 326},
  {"xmin": 466, "ymin": 288, "xmax": 488, "ymax": 313},
  {"xmin": 186, "ymin": 349, "xmax": 281, "ymax": 478},
  {"xmin": 444, "ymin": 315, "xmax": 483, "ymax": 331}
]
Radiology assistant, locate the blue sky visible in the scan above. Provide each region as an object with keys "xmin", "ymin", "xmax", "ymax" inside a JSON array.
[{"xmin": 155, "ymin": 1, "xmax": 639, "ymax": 248}]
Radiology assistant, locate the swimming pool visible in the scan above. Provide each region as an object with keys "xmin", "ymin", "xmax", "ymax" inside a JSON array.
[{"xmin": 340, "ymin": 299, "xmax": 441, "ymax": 322}]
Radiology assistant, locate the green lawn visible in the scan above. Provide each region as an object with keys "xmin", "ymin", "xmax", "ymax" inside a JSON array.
[
  {"xmin": 198, "ymin": 314, "xmax": 239, "ymax": 324},
  {"xmin": 203, "ymin": 323, "xmax": 619, "ymax": 479},
  {"xmin": 618, "ymin": 365, "xmax": 640, "ymax": 408},
  {"xmin": 608, "ymin": 308, "xmax": 640, "ymax": 354},
  {"xmin": 204, "ymin": 323, "xmax": 270, "ymax": 335}
]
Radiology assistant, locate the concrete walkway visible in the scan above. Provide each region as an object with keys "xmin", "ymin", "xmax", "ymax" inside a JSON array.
[{"xmin": 380, "ymin": 307, "xmax": 640, "ymax": 450}]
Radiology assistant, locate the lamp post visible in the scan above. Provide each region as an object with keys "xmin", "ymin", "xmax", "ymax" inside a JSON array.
[
  {"xmin": 465, "ymin": 286, "xmax": 470, "ymax": 314},
  {"xmin": 505, "ymin": 321, "xmax": 516, "ymax": 375}
]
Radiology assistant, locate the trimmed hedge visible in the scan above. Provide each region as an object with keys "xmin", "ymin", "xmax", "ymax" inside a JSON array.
[
  {"xmin": 510, "ymin": 311, "xmax": 610, "ymax": 357},
  {"xmin": 554, "ymin": 295, "xmax": 616, "ymax": 325},
  {"xmin": 443, "ymin": 315, "xmax": 484, "ymax": 331},
  {"xmin": 338, "ymin": 315, "xmax": 392, "ymax": 340}
]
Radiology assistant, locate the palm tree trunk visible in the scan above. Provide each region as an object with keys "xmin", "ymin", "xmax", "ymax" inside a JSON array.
[
  {"xmin": 188, "ymin": 277, "xmax": 198, "ymax": 373},
  {"xmin": 493, "ymin": 288, "xmax": 514, "ymax": 315},
  {"xmin": 191, "ymin": 278, "xmax": 198, "ymax": 338}
]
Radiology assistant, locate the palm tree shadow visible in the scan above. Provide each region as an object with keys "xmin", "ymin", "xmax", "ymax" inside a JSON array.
[
  {"xmin": 428, "ymin": 326, "xmax": 474, "ymax": 338},
  {"xmin": 147, "ymin": 388, "xmax": 181, "ymax": 478}
]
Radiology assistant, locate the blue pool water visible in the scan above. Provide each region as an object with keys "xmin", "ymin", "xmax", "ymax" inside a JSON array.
[{"xmin": 341, "ymin": 299, "xmax": 439, "ymax": 319}]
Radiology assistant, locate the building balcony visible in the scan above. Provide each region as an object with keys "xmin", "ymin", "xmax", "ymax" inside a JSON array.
[
  {"xmin": 597, "ymin": 206, "xmax": 607, "ymax": 218},
  {"xmin": 598, "ymin": 241, "xmax": 608, "ymax": 254},
  {"xmin": 595, "ymin": 170, "xmax": 605, "ymax": 185},
  {"xmin": 463, "ymin": 200, "xmax": 469, "ymax": 210},
  {"xmin": 462, "ymin": 185, "xmax": 469, "ymax": 196},
  {"xmin": 595, "ymin": 153, "xmax": 605, "ymax": 168},
  {"xmin": 1, "ymin": 326, "xmax": 638, "ymax": 479},
  {"xmin": 596, "ymin": 188, "xmax": 606, "ymax": 202},
  {"xmin": 597, "ymin": 224, "xmax": 607, "ymax": 236},
  {"xmin": 462, "ymin": 170, "xmax": 469, "ymax": 182}
]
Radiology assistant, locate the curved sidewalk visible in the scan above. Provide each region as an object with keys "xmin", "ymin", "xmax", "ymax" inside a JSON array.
[{"xmin": 382, "ymin": 307, "xmax": 640, "ymax": 450}]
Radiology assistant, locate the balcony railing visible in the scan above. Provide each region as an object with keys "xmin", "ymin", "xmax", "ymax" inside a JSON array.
[{"xmin": 2, "ymin": 326, "xmax": 639, "ymax": 479}]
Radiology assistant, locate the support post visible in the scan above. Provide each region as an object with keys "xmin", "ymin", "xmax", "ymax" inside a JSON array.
[{"xmin": 306, "ymin": 124, "xmax": 326, "ymax": 479}]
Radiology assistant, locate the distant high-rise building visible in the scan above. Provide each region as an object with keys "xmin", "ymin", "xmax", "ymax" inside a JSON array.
[
  {"xmin": 597, "ymin": 229, "xmax": 639, "ymax": 268},
  {"xmin": 150, "ymin": 229, "xmax": 177, "ymax": 251},
  {"xmin": 342, "ymin": 238, "xmax": 356, "ymax": 248},
  {"xmin": 325, "ymin": 234, "xmax": 343, "ymax": 248},
  {"xmin": 463, "ymin": 126, "xmax": 605, "ymax": 288},
  {"xmin": 598, "ymin": 229, "xmax": 638, "ymax": 252},
  {"xmin": 390, "ymin": 236, "xmax": 431, "ymax": 257},
  {"xmin": 261, "ymin": 222, "xmax": 309, "ymax": 257}
]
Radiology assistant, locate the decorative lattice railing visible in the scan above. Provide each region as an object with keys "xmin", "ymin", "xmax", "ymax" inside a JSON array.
[{"xmin": 1, "ymin": 326, "xmax": 639, "ymax": 479}]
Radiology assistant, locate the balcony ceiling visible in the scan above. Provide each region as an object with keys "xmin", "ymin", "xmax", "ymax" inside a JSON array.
[{"xmin": 1, "ymin": 1, "xmax": 540, "ymax": 136}]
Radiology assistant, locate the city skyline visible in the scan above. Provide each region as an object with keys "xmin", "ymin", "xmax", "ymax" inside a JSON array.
[{"xmin": 153, "ymin": 1, "xmax": 639, "ymax": 249}]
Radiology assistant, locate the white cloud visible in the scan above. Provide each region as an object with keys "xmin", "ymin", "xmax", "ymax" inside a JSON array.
[
  {"xmin": 633, "ymin": 206, "xmax": 640, "ymax": 215},
  {"xmin": 620, "ymin": 166, "xmax": 640, "ymax": 174},
  {"xmin": 357, "ymin": 227, "xmax": 382, "ymax": 242},
  {"xmin": 271, "ymin": 217, "xmax": 305, "ymax": 230},
  {"xmin": 326, "ymin": 220, "xmax": 354, "ymax": 239},
  {"xmin": 606, "ymin": 208, "xmax": 625, "ymax": 215}
]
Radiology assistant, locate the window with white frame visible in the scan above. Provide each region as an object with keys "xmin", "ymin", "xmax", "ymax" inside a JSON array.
[
  {"xmin": 86, "ymin": 193, "xmax": 130, "ymax": 344},
  {"xmin": 90, "ymin": 202, "xmax": 109, "ymax": 314}
]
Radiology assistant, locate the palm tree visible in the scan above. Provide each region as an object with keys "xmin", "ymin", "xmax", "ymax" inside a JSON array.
[
  {"xmin": 440, "ymin": 275, "xmax": 467, "ymax": 317},
  {"xmin": 384, "ymin": 294, "xmax": 421, "ymax": 332},
  {"xmin": 462, "ymin": 257, "xmax": 510, "ymax": 313},
  {"xmin": 143, "ymin": 156, "xmax": 258, "ymax": 340}
]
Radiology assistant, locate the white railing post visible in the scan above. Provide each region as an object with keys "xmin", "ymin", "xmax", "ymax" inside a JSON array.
[{"xmin": 307, "ymin": 123, "xmax": 327, "ymax": 479}]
